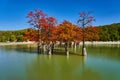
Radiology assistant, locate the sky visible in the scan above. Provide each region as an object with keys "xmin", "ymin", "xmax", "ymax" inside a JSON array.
[{"xmin": 0, "ymin": 0, "xmax": 120, "ymax": 30}]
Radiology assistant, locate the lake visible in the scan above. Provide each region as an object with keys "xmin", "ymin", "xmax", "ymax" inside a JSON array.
[{"xmin": 0, "ymin": 44, "xmax": 120, "ymax": 80}]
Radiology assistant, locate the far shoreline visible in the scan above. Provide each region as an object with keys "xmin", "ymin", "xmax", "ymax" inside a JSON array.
[
  {"xmin": 0, "ymin": 41, "xmax": 120, "ymax": 46},
  {"xmin": 0, "ymin": 41, "xmax": 35, "ymax": 46}
]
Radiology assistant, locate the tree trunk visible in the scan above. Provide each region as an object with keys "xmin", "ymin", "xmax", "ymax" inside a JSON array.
[
  {"xmin": 82, "ymin": 47, "xmax": 87, "ymax": 56},
  {"xmin": 71, "ymin": 42, "xmax": 74, "ymax": 48},
  {"xmin": 78, "ymin": 42, "xmax": 81, "ymax": 48},
  {"xmin": 51, "ymin": 42, "xmax": 54, "ymax": 54},
  {"xmin": 65, "ymin": 42, "xmax": 69, "ymax": 55},
  {"xmin": 59, "ymin": 41, "xmax": 62, "ymax": 48},
  {"xmin": 37, "ymin": 27, "xmax": 42, "ymax": 54},
  {"xmin": 74, "ymin": 42, "xmax": 77, "ymax": 53},
  {"xmin": 37, "ymin": 42, "xmax": 41, "ymax": 54},
  {"xmin": 47, "ymin": 44, "xmax": 52, "ymax": 55},
  {"xmin": 43, "ymin": 44, "xmax": 46, "ymax": 54}
]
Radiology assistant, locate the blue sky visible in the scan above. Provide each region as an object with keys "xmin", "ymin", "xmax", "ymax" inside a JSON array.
[{"xmin": 0, "ymin": 0, "xmax": 120, "ymax": 30}]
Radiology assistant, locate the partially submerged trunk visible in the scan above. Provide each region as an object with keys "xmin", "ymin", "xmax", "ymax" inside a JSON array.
[
  {"xmin": 51, "ymin": 42, "xmax": 55, "ymax": 54},
  {"xmin": 59, "ymin": 41, "xmax": 62, "ymax": 48},
  {"xmin": 46, "ymin": 43, "xmax": 52, "ymax": 55},
  {"xmin": 74, "ymin": 42, "xmax": 77, "ymax": 53},
  {"xmin": 71, "ymin": 42, "xmax": 74, "ymax": 48},
  {"xmin": 82, "ymin": 47, "xmax": 87, "ymax": 56},
  {"xmin": 43, "ymin": 43, "xmax": 46, "ymax": 54},
  {"xmin": 37, "ymin": 27, "xmax": 42, "ymax": 54},
  {"xmin": 65, "ymin": 42, "xmax": 69, "ymax": 55},
  {"xmin": 37, "ymin": 42, "xmax": 42, "ymax": 54},
  {"xmin": 78, "ymin": 42, "xmax": 81, "ymax": 48}
]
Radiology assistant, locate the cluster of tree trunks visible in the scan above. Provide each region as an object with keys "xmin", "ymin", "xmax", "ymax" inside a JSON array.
[{"xmin": 37, "ymin": 41, "xmax": 80, "ymax": 55}]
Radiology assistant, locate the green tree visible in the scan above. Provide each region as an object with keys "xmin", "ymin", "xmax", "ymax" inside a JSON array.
[
  {"xmin": 17, "ymin": 35, "xmax": 23, "ymax": 42},
  {"xmin": 10, "ymin": 35, "xmax": 16, "ymax": 42}
]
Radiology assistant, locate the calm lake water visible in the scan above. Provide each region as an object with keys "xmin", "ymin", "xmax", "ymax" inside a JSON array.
[{"xmin": 0, "ymin": 44, "xmax": 120, "ymax": 80}]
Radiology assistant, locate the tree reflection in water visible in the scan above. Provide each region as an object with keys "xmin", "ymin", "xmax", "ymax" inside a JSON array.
[{"xmin": 25, "ymin": 55, "xmax": 102, "ymax": 80}]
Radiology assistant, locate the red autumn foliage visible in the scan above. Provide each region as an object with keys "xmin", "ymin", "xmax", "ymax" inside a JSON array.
[
  {"xmin": 42, "ymin": 17, "xmax": 57, "ymax": 42},
  {"xmin": 24, "ymin": 9, "xmax": 100, "ymax": 43},
  {"xmin": 73, "ymin": 25, "xmax": 83, "ymax": 42},
  {"xmin": 78, "ymin": 11, "xmax": 95, "ymax": 25},
  {"xmin": 23, "ymin": 28, "xmax": 38, "ymax": 41},
  {"xmin": 55, "ymin": 20, "xmax": 82, "ymax": 42},
  {"xmin": 85, "ymin": 26, "xmax": 100, "ymax": 41},
  {"xmin": 25, "ymin": 9, "xmax": 57, "ymax": 43},
  {"xmin": 27, "ymin": 9, "xmax": 47, "ymax": 29}
]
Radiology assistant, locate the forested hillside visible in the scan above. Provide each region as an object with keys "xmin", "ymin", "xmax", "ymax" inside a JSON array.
[
  {"xmin": 0, "ymin": 23, "xmax": 120, "ymax": 42},
  {"xmin": 98, "ymin": 23, "xmax": 120, "ymax": 41},
  {"xmin": 0, "ymin": 29, "xmax": 26, "ymax": 42}
]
